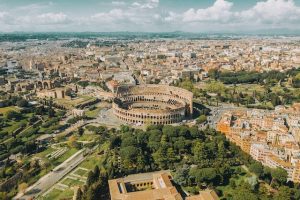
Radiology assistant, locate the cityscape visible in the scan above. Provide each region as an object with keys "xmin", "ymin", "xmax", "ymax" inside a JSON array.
[{"xmin": 1, "ymin": 0, "xmax": 300, "ymax": 200}]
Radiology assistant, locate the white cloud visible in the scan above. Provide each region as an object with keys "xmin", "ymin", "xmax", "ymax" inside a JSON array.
[
  {"xmin": 239, "ymin": 0, "xmax": 300, "ymax": 24},
  {"xmin": 0, "ymin": 11, "xmax": 8, "ymax": 20},
  {"xmin": 164, "ymin": 12, "xmax": 180, "ymax": 22},
  {"xmin": 185, "ymin": 0, "xmax": 300, "ymax": 25},
  {"xmin": 131, "ymin": 0, "xmax": 159, "ymax": 9},
  {"xmin": 166, "ymin": 0, "xmax": 300, "ymax": 30},
  {"xmin": 15, "ymin": 13, "xmax": 72, "ymax": 25},
  {"xmin": 36, "ymin": 13, "xmax": 72, "ymax": 25},
  {"xmin": 91, "ymin": 9, "xmax": 133, "ymax": 23},
  {"xmin": 182, "ymin": 0, "xmax": 233, "ymax": 22},
  {"xmin": 0, "ymin": 0, "xmax": 300, "ymax": 32}
]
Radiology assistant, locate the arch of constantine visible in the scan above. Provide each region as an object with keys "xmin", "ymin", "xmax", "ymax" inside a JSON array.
[{"xmin": 112, "ymin": 85, "xmax": 193, "ymax": 125}]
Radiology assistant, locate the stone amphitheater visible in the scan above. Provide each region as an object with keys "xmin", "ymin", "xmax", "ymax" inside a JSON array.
[{"xmin": 112, "ymin": 85, "xmax": 193, "ymax": 125}]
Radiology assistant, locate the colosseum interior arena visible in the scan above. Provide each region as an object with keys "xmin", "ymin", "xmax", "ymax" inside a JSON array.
[{"xmin": 112, "ymin": 85, "xmax": 193, "ymax": 125}]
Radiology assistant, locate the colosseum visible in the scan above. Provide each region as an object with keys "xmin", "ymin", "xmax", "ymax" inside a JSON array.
[{"xmin": 112, "ymin": 85, "xmax": 193, "ymax": 125}]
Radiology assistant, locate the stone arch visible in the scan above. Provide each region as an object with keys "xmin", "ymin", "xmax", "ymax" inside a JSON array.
[
  {"xmin": 36, "ymin": 81, "xmax": 43, "ymax": 89},
  {"xmin": 43, "ymin": 81, "xmax": 50, "ymax": 89}
]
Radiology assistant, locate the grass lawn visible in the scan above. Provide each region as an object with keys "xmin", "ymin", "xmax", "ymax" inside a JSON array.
[
  {"xmin": 73, "ymin": 168, "xmax": 89, "ymax": 177},
  {"xmin": 79, "ymin": 142, "xmax": 109, "ymax": 171},
  {"xmin": 228, "ymin": 84, "xmax": 265, "ymax": 94},
  {"xmin": 52, "ymin": 148, "xmax": 78, "ymax": 166},
  {"xmin": 43, "ymin": 188, "xmax": 74, "ymax": 200},
  {"xmin": 0, "ymin": 106, "xmax": 20, "ymax": 114},
  {"xmin": 35, "ymin": 147, "xmax": 56, "ymax": 160},
  {"xmin": 61, "ymin": 178, "xmax": 84, "ymax": 187},
  {"xmin": 85, "ymin": 107, "xmax": 101, "ymax": 118},
  {"xmin": 1, "ymin": 118, "xmax": 28, "ymax": 135},
  {"xmin": 78, "ymin": 133, "xmax": 100, "ymax": 142},
  {"xmin": 79, "ymin": 153, "xmax": 103, "ymax": 170},
  {"xmin": 54, "ymin": 96, "xmax": 95, "ymax": 109},
  {"xmin": 271, "ymin": 85, "xmax": 285, "ymax": 94}
]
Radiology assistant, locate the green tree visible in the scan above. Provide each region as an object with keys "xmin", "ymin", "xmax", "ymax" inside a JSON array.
[
  {"xmin": 86, "ymin": 171, "xmax": 95, "ymax": 186},
  {"xmin": 173, "ymin": 165, "xmax": 189, "ymax": 186},
  {"xmin": 152, "ymin": 147, "xmax": 168, "ymax": 169},
  {"xmin": 271, "ymin": 167, "xmax": 288, "ymax": 185},
  {"xmin": 167, "ymin": 148, "xmax": 177, "ymax": 165},
  {"xmin": 206, "ymin": 81, "xmax": 225, "ymax": 93},
  {"xmin": 274, "ymin": 186, "xmax": 292, "ymax": 200},
  {"xmin": 249, "ymin": 162, "xmax": 264, "ymax": 178},
  {"xmin": 232, "ymin": 185, "xmax": 258, "ymax": 200},
  {"xmin": 190, "ymin": 167, "xmax": 218, "ymax": 186},
  {"xmin": 120, "ymin": 146, "xmax": 139, "ymax": 169},
  {"xmin": 93, "ymin": 166, "xmax": 100, "ymax": 181},
  {"xmin": 16, "ymin": 99, "xmax": 28, "ymax": 107},
  {"xmin": 75, "ymin": 187, "xmax": 83, "ymax": 200},
  {"xmin": 193, "ymin": 141, "xmax": 209, "ymax": 162},
  {"xmin": 196, "ymin": 115, "xmax": 207, "ymax": 124},
  {"xmin": 5, "ymin": 110, "xmax": 22, "ymax": 120},
  {"xmin": 78, "ymin": 127, "xmax": 84, "ymax": 136}
]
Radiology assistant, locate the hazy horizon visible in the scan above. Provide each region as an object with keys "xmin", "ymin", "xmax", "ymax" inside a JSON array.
[{"xmin": 0, "ymin": 0, "xmax": 300, "ymax": 33}]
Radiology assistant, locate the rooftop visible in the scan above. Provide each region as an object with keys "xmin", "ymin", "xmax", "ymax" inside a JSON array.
[{"xmin": 108, "ymin": 170, "xmax": 183, "ymax": 200}]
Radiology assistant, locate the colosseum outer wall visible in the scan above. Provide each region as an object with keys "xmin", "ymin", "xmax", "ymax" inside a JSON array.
[{"xmin": 112, "ymin": 85, "xmax": 193, "ymax": 125}]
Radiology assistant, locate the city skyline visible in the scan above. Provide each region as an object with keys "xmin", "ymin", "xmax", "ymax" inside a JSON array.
[{"xmin": 0, "ymin": 0, "xmax": 300, "ymax": 33}]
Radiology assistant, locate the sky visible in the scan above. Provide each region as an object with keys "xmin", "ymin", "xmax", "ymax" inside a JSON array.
[{"xmin": 0, "ymin": 0, "xmax": 300, "ymax": 33}]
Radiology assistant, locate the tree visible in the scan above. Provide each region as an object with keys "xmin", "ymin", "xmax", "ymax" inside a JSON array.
[
  {"xmin": 173, "ymin": 165, "xmax": 190, "ymax": 186},
  {"xmin": 120, "ymin": 146, "xmax": 139, "ymax": 169},
  {"xmin": 68, "ymin": 135, "xmax": 78, "ymax": 148},
  {"xmin": 152, "ymin": 147, "xmax": 168, "ymax": 169},
  {"xmin": 85, "ymin": 181, "xmax": 104, "ymax": 200},
  {"xmin": 5, "ymin": 110, "xmax": 22, "ymax": 120},
  {"xmin": 274, "ymin": 186, "xmax": 292, "ymax": 200},
  {"xmin": 78, "ymin": 81, "xmax": 89, "ymax": 88},
  {"xmin": 48, "ymin": 108, "xmax": 55, "ymax": 118},
  {"xmin": 271, "ymin": 167, "xmax": 288, "ymax": 185},
  {"xmin": 18, "ymin": 182, "xmax": 28, "ymax": 194},
  {"xmin": 78, "ymin": 127, "xmax": 84, "ymax": 136},
  {"xmin": 86, "ymin": 171, "xmax": 95, "ymax": 186},
  {"xmin": 229, "ymin": 179, "xmax": 236, "ymax": 189},
  {"xmin": 16, "ymin": 99, "xmax": 28, "ymax": 108},
  {"xmin": 190, "ymin": 167, "xmax": 218, "ymax": 186},
  {"xmin": 208, "ymin": 69, "xmax": 220, "ymax": 80},
  {"xmin": 75, "ymin": 187, "xmax": 83, "ymax": 200},
  {"xmin": 167, "ymin": 148, "xmax": 177, "ymax": 166},
  {"xmin": 249, "ymin": 162, "xmax": 264, "ymax": 178},
  {"xmin": 232, "ymin": 184, "xmax": 258, "ymax": 200},
  {"xmin": 206, "ymin": 81, "xmax": 225, "ymax": 93},
  {"xmin": 193, "ymin": 141, "xmax": 209, "ymax": 162},
  {"xmin": 196, "ymin": 115, "xmax": 207, "ymax": 124},
  {"xmin": 93, "ymin": 166, "xmax": 100, "ymax": 181}
]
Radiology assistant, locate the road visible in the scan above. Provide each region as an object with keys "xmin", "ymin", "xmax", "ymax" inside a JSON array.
[{"xmin": 14, "ymin": 149, "xmax": 86, "ymax": 200}]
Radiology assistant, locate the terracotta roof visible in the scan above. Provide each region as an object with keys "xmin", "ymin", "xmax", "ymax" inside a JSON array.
[
  {"xmin": 186, "ymin": 190, "xmax": 219, "ymax": 200},
  {"xmin": 109, "ymin": 171, "xmax": 183, "ymax": 200}
]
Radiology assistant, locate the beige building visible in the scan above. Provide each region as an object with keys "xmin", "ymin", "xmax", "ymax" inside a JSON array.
[
  {"xmin": 292, "ymin": 162, "xmax": 300, "ymax": 183},
  {"xmin": 108, "ymin": 171, "xmax": 219, "ymax": 200},
  {"xmin": 265, "ymin": 155, "xmax": 294, "ymax": 181},
  {"xmin": 250, "ymin": 143, "xmax": 270, "ymax": 163},
  {"xmin": 108, "ymin": 171, "xmax": 183, "ymax": 200}
]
